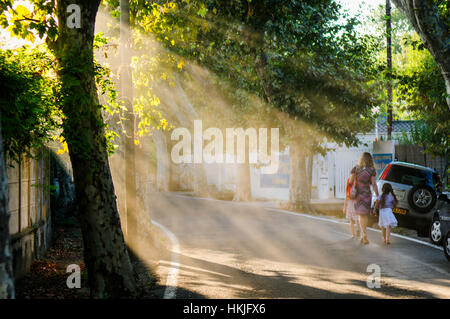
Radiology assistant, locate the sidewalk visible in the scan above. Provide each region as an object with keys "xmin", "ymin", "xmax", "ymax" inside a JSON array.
[{"xmin": 311, "ymin": 198, "xmax": 345, "ymax": 213}]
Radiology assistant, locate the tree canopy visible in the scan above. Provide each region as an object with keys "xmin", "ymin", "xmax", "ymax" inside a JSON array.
[
  {"xmin": 101, "ymin": 0, "xmax": 380, "ymax": 153},
  {"xmin": 0, "ymin": 45, "xmax": 59, "ymax": 161}
]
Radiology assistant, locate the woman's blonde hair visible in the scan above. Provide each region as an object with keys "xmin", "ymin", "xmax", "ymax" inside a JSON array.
[{"xmin": 359, "ymin": 152, "xmax": 374, "ymax": 168}]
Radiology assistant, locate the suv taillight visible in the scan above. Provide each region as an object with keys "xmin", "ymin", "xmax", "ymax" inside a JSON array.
[{"xmin": 380, "ymin": 163, "xmax": 392, "ymax": 180}]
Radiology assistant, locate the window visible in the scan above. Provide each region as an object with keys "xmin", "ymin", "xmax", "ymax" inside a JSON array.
[{"xmin": 385, "ymin": 165, "xmax": 432, "ymax": 187}]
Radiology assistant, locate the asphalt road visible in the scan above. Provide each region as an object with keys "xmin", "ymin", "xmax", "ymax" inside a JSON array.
[{"xmin": 148, "ymin": 193, "xmax": 450, "ymax": 299}]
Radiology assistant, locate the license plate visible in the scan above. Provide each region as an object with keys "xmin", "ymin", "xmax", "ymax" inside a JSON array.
[{"xmin": 393, "ymin": 207, "xmax": 407, "ymax": 215}]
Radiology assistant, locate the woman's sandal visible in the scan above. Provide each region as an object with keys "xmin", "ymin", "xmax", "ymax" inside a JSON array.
[{"xmin": 360, "ymin": 236, "xmax": 369, "ymax": 245}]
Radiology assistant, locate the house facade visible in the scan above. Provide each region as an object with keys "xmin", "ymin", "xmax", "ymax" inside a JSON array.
[{"xmin": 176, "ymin": 120, "xmax": 445, "ymax": 202}]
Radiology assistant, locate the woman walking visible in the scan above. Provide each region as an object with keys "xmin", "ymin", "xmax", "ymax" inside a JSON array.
[{"xmin": 350, "ymin": 152, "xmax": 379, "ymax": 245}]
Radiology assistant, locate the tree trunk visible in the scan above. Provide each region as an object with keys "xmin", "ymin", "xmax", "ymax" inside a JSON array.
[
  {"xmin": 233, "ymin": 139, "xmax": 251, "ymax": 201},
  {"xmin": 289, "ymin": 138, "xmax": 314, "ymax": 211},
  {"xmin": 386, "ymin": 0, "xmax": 393, "ymax": 138},
  {"xmin": 233, "ymin": 162, "xmax": 251, "ymax": 201},
  {"xmin": 193, "ymin": 164, "xmax": 209, "ymax": 196},
  {"xmin": 306, "ymin": 151, "xmax": 313, "ymax": 202},
  {"xmin": 392, "ymin": 0, "xmax": 450, "ymax": 110},
  {"xmin": 120, "ymin": 0, "xmax": 138, "ymax": 250},
  {"xmin": 444, "ymin": 76, "xmax": 450, "ymax": 110},
  {"xmin": 152, "ymin": 130, "xmax": 170, "ymax": 192},
  {"xmin": 156, "ymin": 82, "xmax": 209, "ymax": 194},
  {"xmin": 53, "ymin": 0, "xmax": 137, "ymax": 298},
  {"xmin": 0, "ymin": 113, "xmax": 14, "ymax": 299}
]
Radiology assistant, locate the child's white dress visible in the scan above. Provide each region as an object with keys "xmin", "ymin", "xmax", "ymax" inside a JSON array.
[
  {"xmin": 346, "ymin": 199, "xmax": 358, "ymax": 221},
  {"xmin": 378, "ymin": 194, "xmax": 398, "ymax": 228}
]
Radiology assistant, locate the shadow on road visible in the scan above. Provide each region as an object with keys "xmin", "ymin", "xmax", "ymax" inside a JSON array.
[{"xmin": 157, "ymin": 248, "xmax": 439, "ymax": 299}]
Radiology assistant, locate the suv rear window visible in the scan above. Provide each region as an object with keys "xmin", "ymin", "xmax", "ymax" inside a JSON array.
[{"xmin": 384, "ymin": 165, "xmax": 433, "ymax": 187}]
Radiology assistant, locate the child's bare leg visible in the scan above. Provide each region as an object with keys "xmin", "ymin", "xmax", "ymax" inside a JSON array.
[
  {"xmin": 349, "ymin": 220, "xmax": 355, "ymax": 237},
  {"xmin": 381, "ymin": 227, "xmax": 386, "ymax": 243},
  {"xmin": 386, "ymin": 226, "xmax": 391, "ymax": 244}
]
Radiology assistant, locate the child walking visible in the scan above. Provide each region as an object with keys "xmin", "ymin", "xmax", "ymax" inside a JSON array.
[
  {"xmin": 375, "ymin": 183, "xmax": 398, "ymax": 245},
  {"xmin": 343, "ymin": 175, "xmax": 360, "ymax": 238}
]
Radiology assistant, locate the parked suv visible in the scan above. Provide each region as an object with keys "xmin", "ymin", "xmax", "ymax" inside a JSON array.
[{"xmin": 373, "ymin": 162, "xmax": 442, "ymax": 240}]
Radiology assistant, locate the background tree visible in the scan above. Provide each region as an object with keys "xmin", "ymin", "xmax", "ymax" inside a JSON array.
[
  {"xmin": 180, "ymin": 0, "xmax": 377, "ymax": 208},
  {"xmin": 395, "ymin": 34, "xmax": 449, "ymax": 158},
  {"xmin": 103, "ymin": 0, "xmax": 379, "ymax": 208},
  {"xmin": 119, "ymin": 0, "xmax": 139, "ymax": 251},
  {"xmin": 391, "ymin": 0, "xmax": 450, "ymax": 109},
  {"xmin": 386, "ymin": 0, "xmax": 393, "ymax": 138},
  {"xmin": 364, "ymin": 2, "xmax": 448, "ymax": 175}
]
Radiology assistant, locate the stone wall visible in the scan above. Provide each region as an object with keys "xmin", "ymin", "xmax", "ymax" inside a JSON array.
[{"xmin": 7, "ymin": 149, "xmax": 51, "ymax": 279}]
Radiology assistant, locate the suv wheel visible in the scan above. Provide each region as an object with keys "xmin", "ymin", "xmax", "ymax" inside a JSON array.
[
  {"xmin": 407, "ymin": 184, "xmax": 437, "ymax": 213},
  {"xmin": 430, "ymin": 216, "xmax": 443, "ymax": 245},
  {"xmin": 444, "ymin": 232, "xmax": 450, "ymax": 262}
]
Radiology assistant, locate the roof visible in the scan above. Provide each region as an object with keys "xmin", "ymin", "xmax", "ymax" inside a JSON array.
[
  {"xmin": 390, "ymin": 161, "xmax": 436, "ymax": 172},
  {"xmin": 375, "ymin": 120, "xmax": 417, "ymax": 134}
]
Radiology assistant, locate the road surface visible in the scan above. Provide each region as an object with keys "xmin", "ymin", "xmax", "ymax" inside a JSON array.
[{"xmin": 148, "ymin": 193, "xmax": 450, "ymax": 299}]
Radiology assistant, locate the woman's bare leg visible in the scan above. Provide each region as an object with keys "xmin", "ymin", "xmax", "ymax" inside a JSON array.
[
  {"xmin": 356, "ymin": 218, "xmax": 361, "ymax": 237},
  {"xmin": 359, "ymin": 215, "xmax": 369, "ymax": 244}
]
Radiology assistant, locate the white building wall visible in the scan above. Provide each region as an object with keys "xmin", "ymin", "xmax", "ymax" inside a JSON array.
[
  {"xmin": 201, "ymin": 133, "xmax": 379, "ymax": 201},
  {"xmin": 250, "ymin": 165, "xmax": 289, "ymax": 201}
]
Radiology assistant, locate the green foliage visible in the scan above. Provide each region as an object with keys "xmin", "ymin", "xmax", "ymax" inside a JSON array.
[
  {"xmin": 365, "ymin": 4, "xmax": 413, "ymax": 54},
  {"xmin": 363, "ymin": 5, "xmax": 449, "ymax": 157},
  {"xmin": 0, "ymin": 45, "xmax": 60, "ymax": 161},
  {"xmin": 92, "ymin": 27, "xmax": 170, "ymax": 145},
  {"xmin": 0, "ymin": 1, "xmax": 58, "ymax": 42},
  {"xmin": 0, "ymin": 3, "xmax": 140, "ymax": 157},
  {"xmin": 397, "ymin": 121, "xmax": 439, "ymax": 146},
  {"xmin": 395, "ymin": 38, "xmax": 449, "ymax": 156},
  {"xmin": 103, "ymin": 0, "xmax": 379, "ymax": 152},
  {"xmin": 208, "ymin": 0, "xmax": 378, "ymax": 148}
]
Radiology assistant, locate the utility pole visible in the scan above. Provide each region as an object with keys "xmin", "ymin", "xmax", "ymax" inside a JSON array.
[
  {"xmin": 386, "ymin": 0, "xmax": 393, "ymax": 139},
  {"xmin": 120, "ymin": 0, "xmax": 137, "ymax": 248}
]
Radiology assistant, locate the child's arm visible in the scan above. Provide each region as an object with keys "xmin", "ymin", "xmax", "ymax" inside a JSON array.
[
  {"xmin": 343, "ymin": 198, "xmax": 347, "ymax": 214},
  {"xmin": 374, "ymin": 199, "xmax": 380, "ymax": 211}
]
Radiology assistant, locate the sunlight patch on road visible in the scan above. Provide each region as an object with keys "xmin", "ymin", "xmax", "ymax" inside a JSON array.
[{"xmin": 151, "ymin": 220, "xmax": 180, "ymax": 299}]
